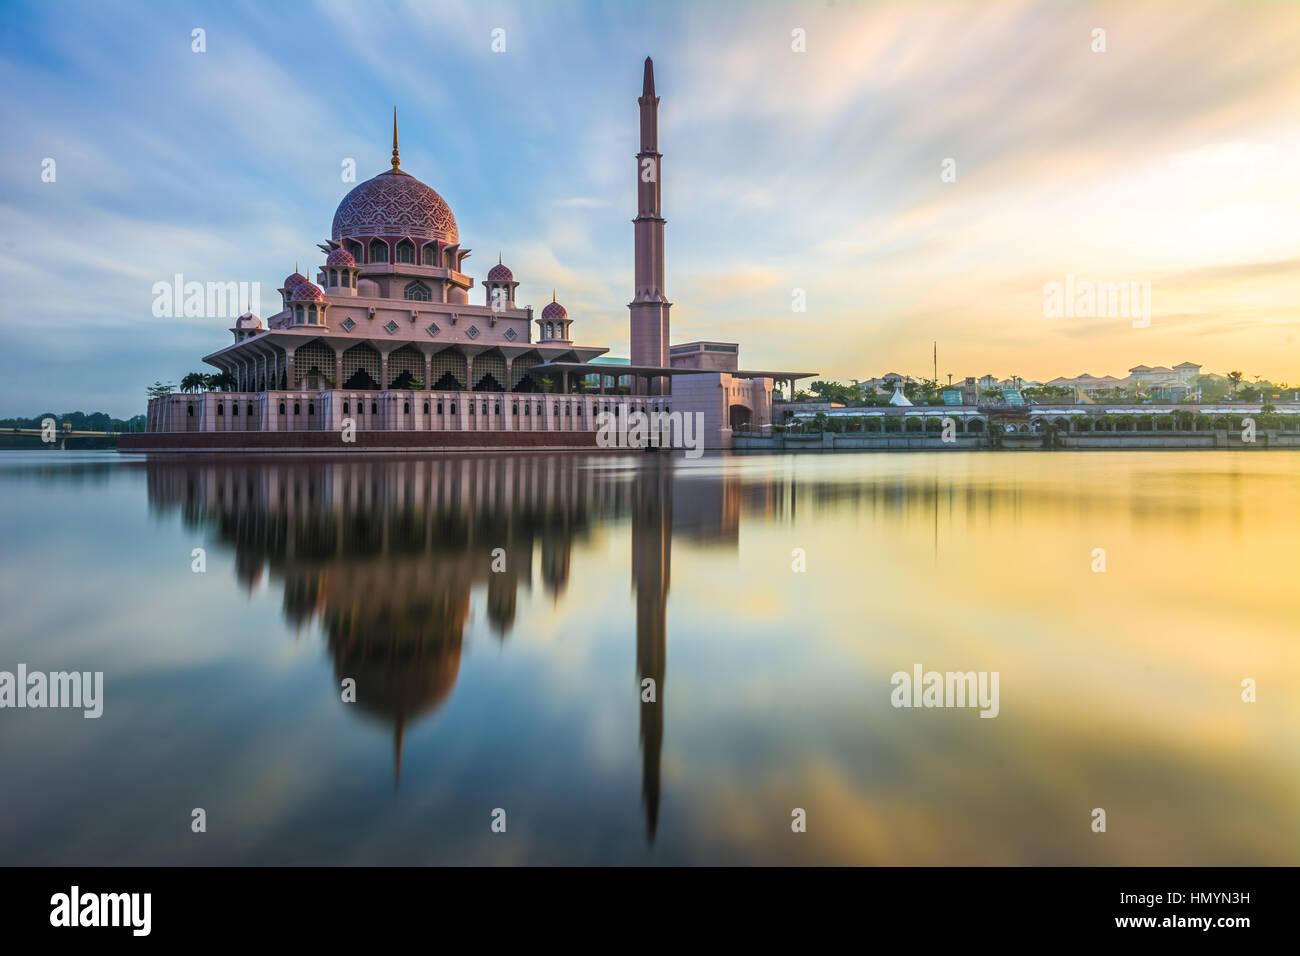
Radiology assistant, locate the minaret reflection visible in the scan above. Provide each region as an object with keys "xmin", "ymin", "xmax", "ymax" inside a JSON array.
[{"xmin": 632, "ymin": 457, "xmax": 671, "ymax": 843}]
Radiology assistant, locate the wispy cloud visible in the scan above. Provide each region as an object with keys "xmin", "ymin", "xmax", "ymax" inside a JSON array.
[{"xmin": 2, "ymin": 0, "xmax": 1299, "ymax": 415}]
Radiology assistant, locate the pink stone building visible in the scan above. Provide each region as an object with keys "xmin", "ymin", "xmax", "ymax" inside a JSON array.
[{"xmin": 138, "ymin": 59, "xmax": 815, "ymax": 451}]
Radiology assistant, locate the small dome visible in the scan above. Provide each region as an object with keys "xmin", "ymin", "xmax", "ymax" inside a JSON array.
[
  {"xmin": 292, "ymin": 281, "xmax": 325, "ymax": 302},
  {"xmin": 283, "ymin": 271, "xmax": 306, "ymax": 291},
  {"xmin": 326, "ymin": 245, "xmax": 356, "ymax": 267},
  {"xmin": 235, "ymin": 312, "xmax": 263, "ymax": 330},
  {"xmin": 541, "ymin": 296, "xmax": 567, "ymax": 320},
  {"xmin": 487, "ymin": 262, "xmax": 513, "ymax": 281}
]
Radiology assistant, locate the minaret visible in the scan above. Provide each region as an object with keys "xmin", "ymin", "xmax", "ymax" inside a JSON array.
[{"xmin": 629, "ymin": 56, "xmax": 671, "ymax": 392}]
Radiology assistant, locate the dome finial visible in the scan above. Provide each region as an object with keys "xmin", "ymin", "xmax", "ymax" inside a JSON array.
[
  {"xmin": 391, "ymin": 107, "xmax": 400, "ymax": 170},
  {"xmin": 498, "ymin": 251, "xmax": 502, "ymax": 265},
  {"xmin": 295, "ymin": 260, "xmax": 299, "ymax": 275},
  {"xmin": 552, "ymin": 289, "xmax": 556, "ymax": 302}
]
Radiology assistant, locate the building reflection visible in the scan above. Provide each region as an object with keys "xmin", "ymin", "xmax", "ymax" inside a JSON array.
[{"xmin": 145, "ymin": 454, "xmax": 735, "ymax": 841}]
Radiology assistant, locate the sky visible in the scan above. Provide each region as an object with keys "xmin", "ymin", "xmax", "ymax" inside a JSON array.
[{"xmin": 2, "ymin": 0, "xmax": 1299, "ymax": 417}]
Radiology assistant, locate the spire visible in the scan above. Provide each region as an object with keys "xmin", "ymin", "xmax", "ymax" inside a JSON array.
[
  {"xmin": 295, "ymin": 260, "xmax": 299, "ymax": 275},
  {"xmin": 498, "ymin": 252, "xmax": 503, "ymax": 265},
  {"xmin": 552, "ymin": 289, "xmax": 556, "ymax": 302},
  {"xmin": 391, "ymin": 107, "xmax": 400, "ymax": 170},
  {"xmin": 642, "ymin": 56, "xmax": 655, "ymax": 98}
]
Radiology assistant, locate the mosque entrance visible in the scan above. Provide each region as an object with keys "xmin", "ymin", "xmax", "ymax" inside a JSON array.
[{"xmin": 729, "ymin": 404, "xmax": 752, "ymax": 432}]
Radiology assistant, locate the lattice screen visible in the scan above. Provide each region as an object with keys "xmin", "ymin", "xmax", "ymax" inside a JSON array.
[
  {"xmin": 388, "ymin": 346, "xmax": 424, "ymax": 387},
  {"xmin": 294, "ymin": 342, "xmax": 335, "ymax": 387},
  {"xmin": 342, "ymin": 343, "xmax": 381, "ymax": 389},
  {"xmin": 473, "ymin": 353, "xmax": 506, "ymax": 391},
  {"xmin": 511, "ymin": 355, "xmax": 540, "ymax": 389},
  {"xmin": 430, "ymin": 350, "xmax": 466, "ymax": 388}
]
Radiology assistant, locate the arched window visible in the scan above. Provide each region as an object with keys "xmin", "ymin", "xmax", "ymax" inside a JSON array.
[
  {"xmin": 295, "ymin": 307, "xmax": 304, "ymax": 324},
  {"xmin": 404, "ymin": 281, "xmax": 432, "ymax": 302},
  {"xmin": 368, "ymin": 239, "xmax": 388, "ymax": 263},
  {"xmin": 545, "ymin": 322, "xmax": 554, "ymax": 338},
  {"xmin": 422, "ymin": 244, "xmax": 438, "ymax": 266},
  {"xmin": 396, "ymin": 240, "xmax": 415, "ymax": 264}
]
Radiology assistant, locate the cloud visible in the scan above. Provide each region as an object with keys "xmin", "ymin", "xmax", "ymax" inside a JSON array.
[{"xmin": 3, "ymin": 0, "xmax": 1300, "ymax": 414}]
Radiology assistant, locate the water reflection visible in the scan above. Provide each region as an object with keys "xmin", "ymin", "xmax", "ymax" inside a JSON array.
[
  {"xmin": 1, "ymin": 450, "xmax": 1295, "ymax": 864},
  {"xmin": 144, "ymin": 455, "xmax": 687, "ymax": 839}
]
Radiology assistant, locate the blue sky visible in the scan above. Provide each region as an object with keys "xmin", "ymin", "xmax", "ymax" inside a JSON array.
[{"xmin": 3, "ymin": 0, "xmax": 1299, "ymax": 416}]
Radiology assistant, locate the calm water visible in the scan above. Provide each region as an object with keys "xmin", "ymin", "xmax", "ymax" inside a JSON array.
[{"xmin": 0, "ymin": 449, "xmax": 1295, "ymax": 865}]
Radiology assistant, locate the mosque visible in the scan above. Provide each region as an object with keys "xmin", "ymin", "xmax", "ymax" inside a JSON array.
[{"xmin": 128, "ymin": 58, "xmax": 815, "ymax": 452}]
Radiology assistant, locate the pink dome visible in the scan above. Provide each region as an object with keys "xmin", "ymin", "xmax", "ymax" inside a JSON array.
[
  {"xmin": 326, "ymin": 246, "xmax": 356, "ymax": 267},
  {"xmin": 292, "ymin": 281, "xmax": 325, "ymax": 302},
  {"xmin": 235, "ymin": 312, "xmax": 263, "ymax": 330},
  {"xmin": 487, "ymin": 262, "xmax": 513, "ymax": 281},
  {"xmin": 332, "ymin": 169, "xmax": 458, "ymax": 244},
  {"xmin": 541, "ymin": 299, "xmax": 567, "ymax": 320},
  {"xmin": 283, "ymin": 271, "xmax": 306, "ymax": 291}
]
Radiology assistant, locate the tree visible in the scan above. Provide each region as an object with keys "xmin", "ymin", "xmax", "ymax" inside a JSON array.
[
  {"xmin": 903, "ymin": 377, "xmax": 942, "ymax": 405},
  {"xmin": 180, "ymin": 372, "xmax": 207, "ymax": 393},
  {"xmin": 809, "ymin": 380, "xmax": 865, "ymax": 406},
  {"xmin": 1023, "ymin": 385, "xmax": 1072, "ymax": 403},
  {"xmin": 1226, "ymin": 370, "xmax": 1243, "ymax": 396},
  {"xmin": 1195, "ymin": 374, "xmax": 1229, "ymax": 403},
  {"xmin": 146, "ymin": 381, "xmax": 174, "ymax": 399}
]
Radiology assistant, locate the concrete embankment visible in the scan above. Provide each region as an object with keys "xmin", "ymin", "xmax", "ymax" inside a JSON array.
[{"xmin": 733, "ymin": 431, "xmax": 1300, "ymax": 451}]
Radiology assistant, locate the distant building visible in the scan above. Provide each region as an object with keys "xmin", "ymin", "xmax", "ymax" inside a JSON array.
[{"xmin": 854, "ymin": 372, "xmax": 911, "ymax": 392}]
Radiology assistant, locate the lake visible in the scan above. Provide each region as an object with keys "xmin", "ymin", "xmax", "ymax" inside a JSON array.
[{"xmin": 0, "ymin": 449, "xmax": 1295, "ymax": 864}]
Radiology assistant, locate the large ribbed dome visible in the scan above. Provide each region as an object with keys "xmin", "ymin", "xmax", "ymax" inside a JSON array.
[{"xmin": 332, "ymin": 169, "xmax": 459, "ymax": 243}]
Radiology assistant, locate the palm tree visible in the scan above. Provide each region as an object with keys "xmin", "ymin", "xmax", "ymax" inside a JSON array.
[
  {"xmin": 1226, "ymin": 370, "xmax": 1243, "ymax": 397},
  {"xmin": 179, "ymin": 372, "xmax": 207, "ymax": 393}
]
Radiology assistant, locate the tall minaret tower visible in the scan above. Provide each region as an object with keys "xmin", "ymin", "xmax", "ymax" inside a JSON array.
[{"xmin": 629, "ymin": 56, "xmax": 671, "ymax": 391}]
